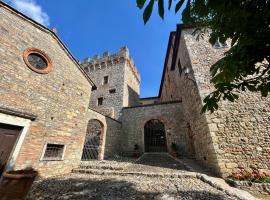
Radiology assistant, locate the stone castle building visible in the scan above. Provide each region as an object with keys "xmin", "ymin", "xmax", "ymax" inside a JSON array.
[{"xmin": 0, "ymin": 1, "xmax": 269, "ymax": 178}]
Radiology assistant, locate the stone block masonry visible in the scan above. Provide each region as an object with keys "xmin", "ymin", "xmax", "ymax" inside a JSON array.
[
  {"xmin": 1, "ymin": 0, "xmax": 269, "ymax": 181},
  {"xmin": 159, "ymin": 24, "xmax": 270, "ymax": 177},
  {"xmin": 82, "ymin": 47, "xmax": 140, "ymax": 120},
  {"xmin": 121, "ymin": 101, "xmax": 187, "ymax": 155},
  {"xmin": 86, "ymin": 109, "xmax": 122, "ymax": 159},
  {"xmin": 0, "ymin": 4, "xmax": 94, "ymax": 178}
]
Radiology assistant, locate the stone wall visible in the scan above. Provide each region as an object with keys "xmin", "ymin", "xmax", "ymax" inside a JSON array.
[
  {"xmin": 160, "ymin": 32, "xmax": 182, "ymax": 102},
  {"xmin": 123, "ymin": 51, "xmax": 140, "ymax": 107},
  {"xmin": 139, "ymin": 97, "xmax": 160, "ymax": 105},
  {"xmin": 83, "ymin": 50, "xmax": 126, "ymax": 119},
  {"xmin": 183, "ymin": 29, "xmax": 270, "ymax": 176},
  {"xmin": 159, "ymin": 26, "xmax": 270, "ymax": 176},
  {"xmin": 83, "ymin": 47, "xmax": 140, "ymax": 120},
  {"xmin": 121, "ymin": 102, "xmax": 187, "ymax": 155},
  {"xmin": 87, "ymin": 109, "xmax": 122, "ymax": 159},
  {"xmin": 0, "ymin": 4, "xmax": 93, "ymax": 178}
]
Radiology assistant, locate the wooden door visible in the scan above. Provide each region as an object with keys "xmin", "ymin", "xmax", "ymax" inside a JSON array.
[{"xmin": 0, "ymin": 123, "xmax": 22, "ymax": 176}]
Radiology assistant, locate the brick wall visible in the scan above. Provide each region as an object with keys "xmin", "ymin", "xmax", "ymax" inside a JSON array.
[{"xmin": 0, "ymin": 5, "xmax": 92, "ymax": 177}]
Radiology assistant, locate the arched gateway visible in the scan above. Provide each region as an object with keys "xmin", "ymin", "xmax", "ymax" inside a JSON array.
[
  {"xmin": 144, "ymin": 119, "xmax": 167, "ymax": 152},
  {"xmin": 81, "ymin": 119, "xmax": 104, "ymax": 160}
]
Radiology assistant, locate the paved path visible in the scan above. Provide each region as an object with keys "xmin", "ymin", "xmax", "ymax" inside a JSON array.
[{"xmin": 27, "ymin": 153, "xmax": 256, "ymax": 200}]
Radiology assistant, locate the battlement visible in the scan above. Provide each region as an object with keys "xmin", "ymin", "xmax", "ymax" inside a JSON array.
[{"xmin": 82, "ymin": 46, "xmax": 140, "ymax": 83}]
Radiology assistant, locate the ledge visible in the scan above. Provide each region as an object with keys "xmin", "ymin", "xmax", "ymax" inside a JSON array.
[
  {"xmin": 123, "ymin": 100, "xmax": 182, "ymax": 109},
  {"xmin": 0, "ymin": 106, "xmax": 37, "ymax": 121},
  {"xmin": 140, "ymin": 96, "xmax": 159, "ymax": 100},
  {"xmin": 88, "ymin": 108, "xmax": 122, "ymax": 124}
]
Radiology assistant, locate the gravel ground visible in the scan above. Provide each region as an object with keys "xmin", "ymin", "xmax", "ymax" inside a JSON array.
[{"xmin": 27, "ymin": 174, "xmax": 239, "ymax": 200}]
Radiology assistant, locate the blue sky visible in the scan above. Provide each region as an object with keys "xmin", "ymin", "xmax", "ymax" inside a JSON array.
[{"xmin": 5, "ymin": 0, "xmax": 182, "ymax": 97}]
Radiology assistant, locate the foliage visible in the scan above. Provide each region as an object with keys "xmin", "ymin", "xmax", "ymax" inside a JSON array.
[
  {"xmin": 136, "ymin": 0, "xmax": 270, "ymax": 112},
  {"xmin": 229, "ymin": 170, "xmax": 270, "ymax": 183}
]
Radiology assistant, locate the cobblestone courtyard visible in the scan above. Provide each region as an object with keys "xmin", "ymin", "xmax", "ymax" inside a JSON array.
[
  {"xmin": 27, "ymin": 174, "xmax": 238, "ymax": 200},
  {"xmin": 26, "ymin": 154, "xmax": 255, "ymax": 200}
]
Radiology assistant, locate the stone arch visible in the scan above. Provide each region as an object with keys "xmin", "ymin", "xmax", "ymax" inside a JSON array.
[
  {"xmin": 81, "ymin": 119, "xmax": 104, "ymax": 160},
  {"xmin": 144, "ymin": 119, "xmax": 167, "ymax": 152}
]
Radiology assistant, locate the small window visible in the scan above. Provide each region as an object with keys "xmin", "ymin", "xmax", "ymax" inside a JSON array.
[
  {"xmin": 91, "ymin": 85, "xmax": 97, "ymax": 91},
  {"xmin": 42, "ymin": 143, "xmax": 65, "ymax": 161},
  {"xmin": 109, "ymin": 89, "xmax": 116, "ymax": 94},
  {"xmin": 97, "ymin": 97, "xmax": 103, "ymax": 106},
  {"xmin": 103, "ymin": 76, "xmax": 109, "ymax": 84}
]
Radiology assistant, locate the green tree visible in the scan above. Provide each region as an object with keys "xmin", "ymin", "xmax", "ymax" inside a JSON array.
[{"xmin": 136, "ymin": 0, "xmax": 270, "ymax": 112}]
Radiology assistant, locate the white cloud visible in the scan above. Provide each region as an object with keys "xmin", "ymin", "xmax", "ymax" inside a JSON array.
[{"xmin": 6, "ymin": 0, "xmax": 50, "ymax": 26}]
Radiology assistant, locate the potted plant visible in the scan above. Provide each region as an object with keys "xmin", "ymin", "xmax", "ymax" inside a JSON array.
[
  {"xmin": 0, "ymin": 167, "xmax": 38, "ymax": 200},
  {"xmin": 171, "ymin": 142, "xmax": 178, "ymax": 157},
  {"xmin": 133, "ymin": 144, "xmax": 140, "ymax": 158}
]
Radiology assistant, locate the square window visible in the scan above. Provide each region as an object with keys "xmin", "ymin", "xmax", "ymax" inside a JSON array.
[
  {"xmin": 98, "ymin": 97, "xmax": 103, "ymax": 106},
  {"xmin": 109, "ymin": 89, "xmax": 116, "ymax": 94},
  {"xmin": 103, "ymin": 76, "xmax": 109, "ymax": 84},
  {"xmin": 42, "ymin": 144, "xmax": 65, "ymax": 161}
]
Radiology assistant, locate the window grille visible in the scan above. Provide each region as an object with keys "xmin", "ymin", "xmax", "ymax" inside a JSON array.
[{"xmin": 42, "ymin": 144, "xmax": 65, "ymax": 161}]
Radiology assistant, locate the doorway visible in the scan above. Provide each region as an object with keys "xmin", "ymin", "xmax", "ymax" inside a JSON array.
[
  {"xmin": 144, "ymin": 119, "xmax": 167, "ymax": 152},
  {"xmin": 81, "ymin": 119, "xmax": 104, "ymax": 160},
  {"xmin": 0, "ymin": 123, "xmax": 22, "ymax": 176}
]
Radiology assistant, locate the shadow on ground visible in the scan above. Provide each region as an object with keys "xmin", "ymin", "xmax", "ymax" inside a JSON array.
[
  {"xmin": 27, "ymin": 177, "xmax": 234, "ymax": 200},
  {"xmin": 134, "ymin": 153, "xmax": 187, "ymax": 170}
]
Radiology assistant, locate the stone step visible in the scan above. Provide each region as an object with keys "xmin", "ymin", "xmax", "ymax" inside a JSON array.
[
  {"xmin": 78, "ymin": 164, "xmax": 125, "ymax": 171},
  {"xmin": 72, "ymin": 168, "xmax": 196, "ymax": 178}
]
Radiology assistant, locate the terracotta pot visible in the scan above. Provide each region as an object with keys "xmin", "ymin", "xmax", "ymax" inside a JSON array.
[
  {"xmin": 0, "ymin": 169, "xmax": 38, "ymax": 200},
  {"xmin": 133, "ymin": 151, "xmax": 140, "ymax": 158}
]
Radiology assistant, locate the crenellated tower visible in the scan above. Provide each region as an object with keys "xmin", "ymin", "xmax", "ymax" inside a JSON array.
[{"xmin": 82, "ymin": 46, "xmax": 141, "ymax": 120}]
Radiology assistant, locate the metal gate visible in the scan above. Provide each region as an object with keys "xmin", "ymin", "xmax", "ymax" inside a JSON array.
[
  {"xmin": 144, "ymin": 119, "xmax": 167, "ymax": 152},
  {"xmin": 81, "ymin": 119, "xmax": 103, "ymax": 160}
]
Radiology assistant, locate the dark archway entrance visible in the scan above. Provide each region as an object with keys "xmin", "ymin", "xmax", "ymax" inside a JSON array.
[
  {"xmin": 81, "ymin": 119, "xmax": 103, "ymax": 160},
  {"xmin": 144, "ymin": 119, "xmax": 167, "ymax": 152}
]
